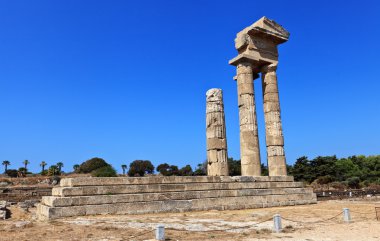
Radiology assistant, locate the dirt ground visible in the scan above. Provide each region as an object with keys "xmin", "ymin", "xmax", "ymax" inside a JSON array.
[{"xmin": 0, "ymin": 199, "xmax": 379, "ymax": 241}]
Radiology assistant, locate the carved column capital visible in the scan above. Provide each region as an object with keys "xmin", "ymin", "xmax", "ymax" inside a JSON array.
[
  {"xmin": 236, "ymin": 62, "xmax": 259, "ymax": 81},
  {"xmin": 261, "ymin": 64, "xmax": 278, "ymax": 73}
]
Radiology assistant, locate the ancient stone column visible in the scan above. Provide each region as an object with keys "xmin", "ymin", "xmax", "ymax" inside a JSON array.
[
  {"xmin": 261, "ymin": 64, "xmax": 287, "ymax": 176},
  {"xmin": 206, "ymin": 88, "xmax": 229, "ymax": 176},
  {"xmin": 236, "ymin": 62, "xmax": 261, "ymax": 176}
]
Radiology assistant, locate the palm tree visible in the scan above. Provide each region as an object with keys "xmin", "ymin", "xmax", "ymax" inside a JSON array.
[
  {"xmin": 73, "ymin": 164, "xmax": 80, "ymax": 172},
  {"xmin": 56, "ymin": 162, "xmax": 64, "ymax": 174},
  {"xmin": 2, "ymin": 160, "xmax": 10, "ymax": 173},
  {"xmin": 23, "ymin": 160, "xmax": 30, "ymax": 174},
  {"xmin": 40, "ymin": 161, "xmax": 47, "ymax": 173},
  {"xmin": 121, "ymin": 164, "xmax": 127, "ymax": 176}
]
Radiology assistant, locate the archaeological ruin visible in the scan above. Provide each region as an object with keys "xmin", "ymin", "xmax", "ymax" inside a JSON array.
[
  {"xmin": 229, "ymin": 16, "xmax": 288, "ymax": 177},
  {"xmin": 206, "ymin": 88, "xmax": 229, "ymax": 176},
  {"xmin": 36, "ymin": 17, "xmax": 316, "ymax": 220}
]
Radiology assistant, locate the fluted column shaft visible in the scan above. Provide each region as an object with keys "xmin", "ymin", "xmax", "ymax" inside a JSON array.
[
  {"xmin": 261, "ymin": 64, "xmax": 287, "ymax": 176},
  {"xmin": 206, "ymin": 88, "xmax": 229, "ymax": 176},
  {"xmin": 236, "ymin": 62, "xmax": 261, "ymax": 176}
]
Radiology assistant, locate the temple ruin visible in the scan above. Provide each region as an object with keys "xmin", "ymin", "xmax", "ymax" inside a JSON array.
[
  {"xmin": 37, "ymin": 17, "xmax": 316, "ymax": 220},
  {"xmin": 229, "ymin": 16, "xmax": 288, "ymax": 177}
]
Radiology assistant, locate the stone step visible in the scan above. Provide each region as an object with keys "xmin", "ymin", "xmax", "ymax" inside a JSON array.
[
  {"xmin": 42, "ymin": 187, "xmax": 313, "ymax": 207},
  {"xmin": 53, "ymin": 181, "xmax": 304, "ymax": 197},
  {"xmin": 37, "ymin": 192, "xmax": 317, "ymax": 220},
  {"xmin": 60, "ymin": 176, "xmax": 294, "ymax": 187}
]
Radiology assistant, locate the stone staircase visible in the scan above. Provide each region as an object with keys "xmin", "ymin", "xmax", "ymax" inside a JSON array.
[{"xmin": 37, "ymin": 176, "xmax": 317, "ymax": 220}]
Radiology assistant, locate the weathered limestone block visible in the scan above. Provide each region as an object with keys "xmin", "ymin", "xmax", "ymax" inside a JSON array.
[
  {"xmin": 206, "ymin": 88, "xmax": 229, "ymax": 176},
  {"xmin": 236, "ymin": 62, "xmax": 261, "ymax": 176},
  {"xmin": 52, "ymin": 181, "xmax": 305, "ymax": 197},
  {"xmin": 262, "ymin": 64, "xmax": 287, "ymax": 176}
]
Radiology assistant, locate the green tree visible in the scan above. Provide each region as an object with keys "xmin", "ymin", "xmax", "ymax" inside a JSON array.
[
  {"xmin": 347, "ymin": 176, "xmax": 361, "ymax": 189},
  {"xmin": 5, "ymin": 169, "xmax": 18, "ymax": 177},
  {"xmin": 157, "ymin": 163, "xmax": 170, "ymax": 176},
  {"xmin": 22, "ymin": 160, "xmax": 30, "ymax": 174},
  {"xmin": 194, "ymin": 160, "xmax": 207, "ymax": 176},
  {"xmin": 77, "ymin": 157, "xmax": 110, "ymax": 173},
  {"xmin": 40, "ymin": 161, "xmax": 47, "ymax": 173},
  {"xmin": 56, "ymin": 162, "xmax": 64, "ymax": 174},
  {"xmin": 18, "ymin": 167, "xmax": 27, "ymax": 174},
  {"xmin": 334, "ymin": 158, "xmax": 361, "ymax": 182},
  {"xmin": 261, "ymin": 163, "xmax": 269, "ymax": 176},
  {"xmin": 289, "ymin": 155, "xmax": 380, "ymax": 185},
  {"xmin": 228, "ymin": 158, "xmax": 241, "ymax": 176},
  {"xmin": 121, "ymin": 164, "xmax": 127, "ymax": 175},
  {"xmin": 92, "ymin": 166, "xmax": 117, "ymax": 177},
  {"xmin": 357, "ymin": 155, "xmax": 380, "ymax": 183},
  {"xmin": 167, "ymin": 165, "xmax": 179, "ymax": 176},
  {"xmin": 73, "ymin": 164, "xmax": 80, "ymax": 172},
  {"xmin": 311, "ymin": 156, "xmax": 338, "ymax": 180},
  {"xmin": 48, "ymin": 165, "xmax": 58, "ymax": 176},
  {"xmin": 290, "ymin": 156, "xmax": 314, "ymax": 183},
  {"xmin": 2, "ymin": 160, "xmax": 10, "ymax": 173},
  {"xmin": 179, "ymin": 165, "xmax": 193, "ymax": 176},
  {"xmin": 128, "ymin": 160, "xmax": 154, "ymax": 177}
]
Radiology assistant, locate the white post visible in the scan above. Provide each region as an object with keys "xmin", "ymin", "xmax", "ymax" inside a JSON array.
[
  {"xmin": 273, "ymin": 214, "xmax": 282, "ymax": 233},
  {"xmin": 156, "ymin": 225, "xmax": 165, "ymax": 241},
  {"xmin": 343, "ymin": 208, "xmax": 351, "ymax": 223}
]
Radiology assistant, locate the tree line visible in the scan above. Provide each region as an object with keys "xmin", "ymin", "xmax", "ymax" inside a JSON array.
[
  {"xmin": 1, "ymin": 160, "xmax": 65, "ymax": 177},
  {"xmin": 289, "ymin": 155, "xmax": 380, "ymax": 188},
  {"xmin": 2, "ymin": 155, "xmax": 380, "ymax": 189}
]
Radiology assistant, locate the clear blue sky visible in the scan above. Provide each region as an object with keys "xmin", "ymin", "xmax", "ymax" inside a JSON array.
[{"xmin": 1, "ymin": 0, "xmax": 379, "ymax": 174}]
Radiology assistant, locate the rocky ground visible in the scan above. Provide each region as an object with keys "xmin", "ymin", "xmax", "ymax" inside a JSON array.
[{"xmin": 0, "ymin": 199, "xmax": 379, "ymax": 241}]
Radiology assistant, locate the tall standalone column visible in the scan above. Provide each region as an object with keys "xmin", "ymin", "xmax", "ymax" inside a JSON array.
[
  {"xmin": 261, "ymin": 64, "xmax": 287, "ymax": 176},
  {"xmin": 236, "ymin": 62, "xmax": 261, "ymax": 176},
  {"xmin": 206, "ymin": 88, "xmax": 229, "ymax": 176}
]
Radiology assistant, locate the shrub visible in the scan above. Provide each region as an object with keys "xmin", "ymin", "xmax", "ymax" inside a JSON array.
[
  {"xmin": 77, "ymin": 157, "xmax": 110, "ymax": 174},
  {"xmin": 361, "ymin": 180, "xmax": 370, "ymax": 187},
  {"xmin": 128, "ymin": 160, "xmax": 154, "ymax": 177},
  {"xmin": 347, "ymin": 176, "xmax": 361, "ymax": 189},
  {"xmin": 40, "ymin": 170, "xmax": 48, "ymax": 176},
  {"xmin": 316, "ymin": 175, "xmax": 334, "ymax": 185},
  {"xmin": 91, "ymin": 166, "xmax": 117, "ymax": 177},
  {"xmin": 5, "ymin": 169, "xmax": 18, "ymax": 178},
  {"xmin": 329, "ymin": 181, "xmax": 347, "ymax": 190},
  {"xmin": 47, "ymin": 165, "xmax": 61, "ymax": 176}
]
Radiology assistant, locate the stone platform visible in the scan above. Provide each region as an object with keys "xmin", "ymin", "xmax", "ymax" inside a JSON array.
[{"xmin": 36, "ymin": 176, "xmax": 317, "ymax": 220}]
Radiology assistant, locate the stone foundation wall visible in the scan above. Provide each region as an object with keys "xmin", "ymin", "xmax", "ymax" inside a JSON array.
[
  {"xmin": 37, "ymin": 176, "xmax": 316, "ymax": 220},
  {"xmin": 0, "ymin": 186, "xmax": 52, "ymax": 202}
]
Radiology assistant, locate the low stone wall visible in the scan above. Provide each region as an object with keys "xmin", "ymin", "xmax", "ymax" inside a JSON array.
[
  {"xmin": 37, "ymin": 176, "xmax": 317, "ymax": 220},
  {"xmin": 0, "ymin": 186, "xmax": 52, "ymax": 203}
]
